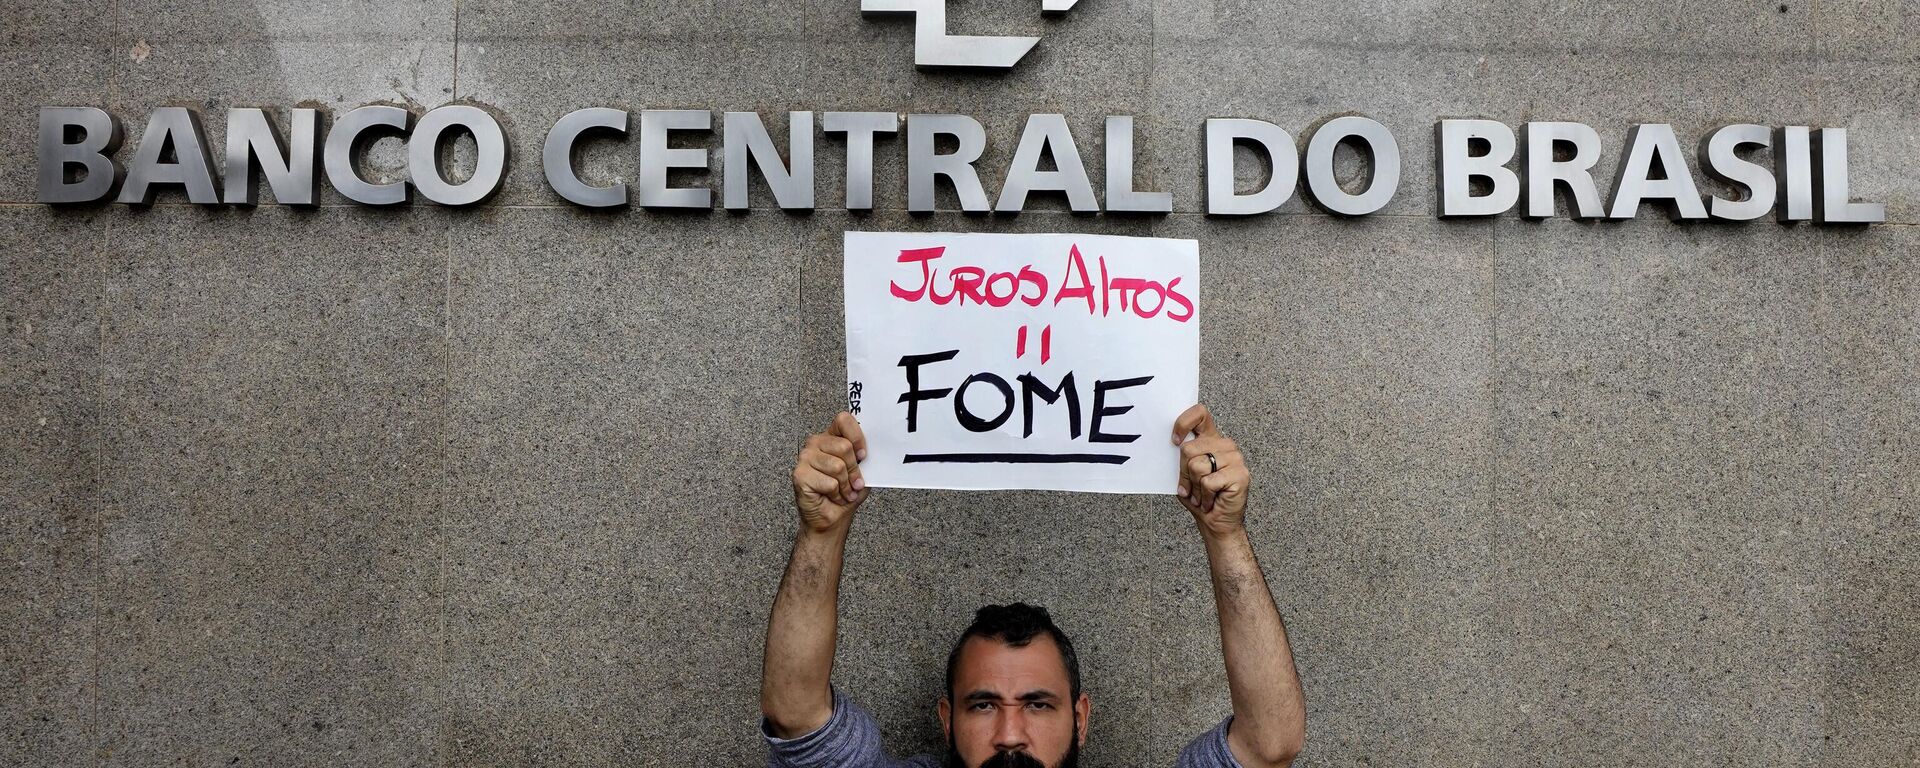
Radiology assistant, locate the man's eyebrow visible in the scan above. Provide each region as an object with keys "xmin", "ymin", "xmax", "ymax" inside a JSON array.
[
  {"xmin": 962, "ymin": 689, "xmax": 1063, "ymax": 703},
  {"xmin": 960, "ymin": 691, "xmax": 1067, "ymax": 702}
]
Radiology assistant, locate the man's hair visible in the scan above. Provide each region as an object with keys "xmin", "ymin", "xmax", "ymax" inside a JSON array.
[{"xmin": 944, "ymin": 603, "xmax": 1081, "ymax": 702}]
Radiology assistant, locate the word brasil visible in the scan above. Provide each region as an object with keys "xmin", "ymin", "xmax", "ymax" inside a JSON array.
[{"xmin": 37, "ymin": 106, "xmax": 1884, "ymax": 223}]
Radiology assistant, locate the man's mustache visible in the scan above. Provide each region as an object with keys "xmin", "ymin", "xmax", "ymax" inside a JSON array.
[{"xmin": 978, "ymin": 750, "xmax": 1047, "ymax": 768}]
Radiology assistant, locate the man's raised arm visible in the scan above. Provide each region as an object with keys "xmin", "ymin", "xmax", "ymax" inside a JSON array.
[
  {"xmin": 1174, "ymin": 404, "xmax": 1307, "ymax": 768},
  {"xmin": 761, "ymin": 412, "xmax": 868, "ymax": 739}
]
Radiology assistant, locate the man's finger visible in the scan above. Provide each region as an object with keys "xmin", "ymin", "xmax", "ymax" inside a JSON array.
[
  {"xmin": 794, "ymin": 467, "xmax": 841, "ymax": 501},
  {"xmin": 1184, "ymin": 447, "xmax": 1241, "ymax": 477},
  {"xmin": 1201, "ymin": 471, "xmax": 1242, "ymax": 500},
  {"xmin": 1192, "ymin": 453, "xmax": 1218, "ymax": 508},
  {"xmin": 1171, "ymin": 403, "xmax": 1220, "ymax": 444},
  {"xmin": 805, "ymin": 452, "xmax": 848, "ymax": 478},
  {"xmin": 804, "ymin": 452, "xmax": 853, "ymax": 504},
  {"xmin": 1186, "ymin": 453, "xmax": 1214, "ymax": 481},
  {"xmin": 830, "ymin": 412, "xmax": 869, "ymax": 462},
  {"xmin": 808, "ymin": 455, "xmax": 850, "ymax": 506},
  {"xmin": 824, "ymin": 415, "xmax": 868, "ymax": 495},
  {"xmin": 816, "ymin": 435, "xmax": 852, "ymax": 457},
  {"xmin": 819, "ymin": 433, "xmax": 863, "ymax": 496},
  {"xmin": 1180, "ymin": 437, "xmax": 1235, "ymax": 462},
  {"xmin": 1175, "ymin": 437, "xmax": 1236, "ymax": 468}
]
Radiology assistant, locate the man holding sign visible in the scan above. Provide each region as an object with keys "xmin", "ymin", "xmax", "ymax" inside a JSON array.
[
  {"xmin": 760, "ymin": 403, "xmax": 1307, "ymax": 768},
  {"xmin": 758, "ymin": 233, "xmax": 1303, "ymax": 767}
]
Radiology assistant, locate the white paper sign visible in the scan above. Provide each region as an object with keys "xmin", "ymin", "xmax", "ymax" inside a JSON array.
[{"xmin": 843, "ymin": 231, "xmax": 1200, "ymax": 494}]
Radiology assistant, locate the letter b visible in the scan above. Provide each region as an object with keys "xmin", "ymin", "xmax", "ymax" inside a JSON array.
[{"xmin": 38, "ymin": 107, "xmax": 123, "ymax": 203}]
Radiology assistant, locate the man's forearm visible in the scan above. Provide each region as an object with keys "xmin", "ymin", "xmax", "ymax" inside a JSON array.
[
  {"xmin": 761, "ymin": 527, "xmax": 849, "ymax": 738},
  {"xmin": 1204, "ymin": 528, "xmax": 1306, "ymax": 767}
]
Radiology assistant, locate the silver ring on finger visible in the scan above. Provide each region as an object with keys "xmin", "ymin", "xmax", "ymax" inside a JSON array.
[{"xmin": 1206, "ymin": 452, "xmax": 1217, "ymax": 474}]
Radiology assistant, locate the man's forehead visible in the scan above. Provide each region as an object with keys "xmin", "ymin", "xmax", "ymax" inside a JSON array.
[{"xmin": 951, "ymin": 634, "xmax": 1071, "ymax": 695}]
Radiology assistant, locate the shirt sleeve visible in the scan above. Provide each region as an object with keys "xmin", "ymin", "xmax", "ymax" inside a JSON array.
[
  {"xmin": 1175, "ymin": 716, "xmax": 1247, "ymax": 768},
  {"xmin": 762, "ymin": 688, "xmax": 897, "ymax": 768}
]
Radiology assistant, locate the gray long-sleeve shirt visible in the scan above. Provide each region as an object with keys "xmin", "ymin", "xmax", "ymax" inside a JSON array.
[{"xmin": 764, "ymin": 689, "xmax": 1244, "ymax": 768}]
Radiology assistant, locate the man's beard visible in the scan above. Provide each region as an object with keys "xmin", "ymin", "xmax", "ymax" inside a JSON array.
[{"xmin": 945, "ymin": 717, "xmax": 1081, "ymax": 768}]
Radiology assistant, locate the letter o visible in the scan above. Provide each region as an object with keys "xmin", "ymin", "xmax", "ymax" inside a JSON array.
[
  {"xmin": 410, "ymin": 105, "xmax": 508, "ymax": 206},
  {"xmin": 954, "ymin": 373, "xmax": 1016, "ymax": 433},
  {"xmin": 1304, "ymin": 116, "xmax": 1400, "ymax": 216}
]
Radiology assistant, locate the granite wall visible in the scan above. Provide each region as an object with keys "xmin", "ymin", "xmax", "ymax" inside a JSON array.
[{"xmin": 4, "ymin": 1, "xmax": 1916, "ymax": 766}]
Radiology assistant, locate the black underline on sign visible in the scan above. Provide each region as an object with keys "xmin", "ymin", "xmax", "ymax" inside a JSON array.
[{"xmin": 903, "ymin": 453, "xmax": 1131, "ymax": 465}]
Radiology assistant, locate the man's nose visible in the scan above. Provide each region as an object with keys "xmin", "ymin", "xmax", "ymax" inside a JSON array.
[{"xmin": 991, "ymin": 708, "xmax": 1029, "ymax": 751}]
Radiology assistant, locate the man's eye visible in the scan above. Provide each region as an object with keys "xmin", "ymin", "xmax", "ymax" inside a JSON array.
[
  {"xmin": 1026, "ymin": 702, "xmax": 1052, "ymax": 710},
  {"xmin": 969, "ymin": 702, "xmax": 993, "ymax": 711}
]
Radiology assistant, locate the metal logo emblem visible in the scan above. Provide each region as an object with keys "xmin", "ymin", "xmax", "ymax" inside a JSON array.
[{"xmin": 862, "ymin": 0, "xmax": 1080, "ymax": 70}]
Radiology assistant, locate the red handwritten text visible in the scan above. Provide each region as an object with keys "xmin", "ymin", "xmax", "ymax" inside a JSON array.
[{"xmin": 888, "ymin": 244, "xmax": 1193, "ymax": 323}]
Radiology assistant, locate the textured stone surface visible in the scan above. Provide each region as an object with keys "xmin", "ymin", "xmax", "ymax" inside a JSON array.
[
  {"xmin": 1153, "ymin": 0, "xmax": 1817, "ymax": 56},
  {"xmin": 2, "ymin": 0, "xmax": 1918, "ymax": 766},
  {"xmin": 1817, "ymin": 1, "xmax": 1920, "ymax": 62},
  {"xmin": 1810, "ymin": 225, "xmax": 1920, "ymax": 765},
  {"xmin": 442, "ymin": 209, "xmax": 808, "ymax": 765},
  {"xmin": 1489, "ymin": 220, "xmax": 1837, "ymax": 765},
  {"xmin": 2, "ymin": 208, "xmax": 105, "ymax": 768},
  {"xmin": 93, "ymin": 207, "xmax": 446, "ymax": 767}
]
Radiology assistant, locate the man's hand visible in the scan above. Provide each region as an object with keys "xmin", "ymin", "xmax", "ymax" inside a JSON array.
[
  {"xmin": 791, "ymin": 411, "xmax": 869, "ymax": 534},
  {"xmin": 1173, "ymin": 403, "xmax": 1251, "ymax": 538}
]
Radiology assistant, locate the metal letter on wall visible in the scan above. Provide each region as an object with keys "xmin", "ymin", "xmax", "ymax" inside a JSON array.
[
  {"xmin": 118, "ymin": 107, "xmax": 220, "ymax": 205},
  {"xmin": 324, "ymin": 105, "xmax": 413, "ymax": 206},
  {"xmin": 907, "ymin": 114, "xmax": 991, "ymax": 213},
  {"xmin": 724, "ymin": 111, "xmax": 816, "ymax": 211},
  {"xmin": 410, "ymin": 105, "xmax": 508, "ymax": 207},
  {"xmin": 861, "ymin": 0, "xmax": 1078, "ymax": 70},
  {"xmin": 223, "ymin": 107, "xmax": 319, "ymax": 206},
  {"xmin": 1521, "ymin": 121, "xmax": 1605, "ymax": 219},
  {"xmin": 1303, "ymin": 115, "xmax": 1400, "ymax": 217},
  {"xmin": 639, "ymin": 109, "xmax": 712, "ymax": 209},
  {"xmin": 1608, "ymin": 124, "xmax": 1707, "ymax": 220},
  {"xmin": 1699, "ymin": 124, "xmax": 1775, "ymax": 222},
  {"xmin": 1434, "ymin": 119, "xmax": 1517, "ymax": 218},
  {"xmin": 37, "ymin": 107, "xmax": 122, "ymax": 204},
  {"xmin": 1105, "ymin": 116, "xmax": 1171, "ymax": 214},
  {"xmin": 824, "ymin": 111, "xmax": 900, "ymax": 211},
  {"xmin": 1812, "ymin": 128, "xmax": 1885, "ymax": 224},
  {"xmin": 544, "ymin": 107, "xmax": 630, "ymax": 208},
  {"xmin": 1775, "ymin": 126, "xmax": 1814, "ymax": 223},
  {"xmin": 1204, "ymin": 118, "xmax": 1297, "ymax": 216},
  {"xmin": 997, "ymin": 114, "xmax": 1098, "ymax": 213}
]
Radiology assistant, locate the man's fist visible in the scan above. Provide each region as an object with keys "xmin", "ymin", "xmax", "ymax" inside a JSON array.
[
  {"xmin": 1173, "ymin": 404, "xmax": 1252, "ymax": 538},
  {"xmin": 791, "ymin": 412, "xmax": 869, "ymax": 534}
]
